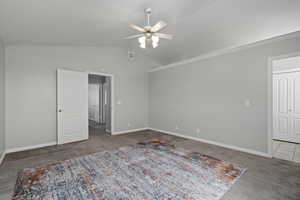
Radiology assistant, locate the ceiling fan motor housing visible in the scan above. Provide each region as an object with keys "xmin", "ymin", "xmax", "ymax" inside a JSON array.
[
  {"xmin": 145, "ymin": 32, "xmax": 152, "ymax": 39},
  {"xmin": 145, "ymin": 8, "xmax": 152, "ymax": 14}
]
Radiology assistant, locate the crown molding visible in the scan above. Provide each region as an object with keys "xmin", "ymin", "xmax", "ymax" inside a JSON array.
[{"xmin": 149, "ymin": 31, "xmax": 300, "ymax": 73}]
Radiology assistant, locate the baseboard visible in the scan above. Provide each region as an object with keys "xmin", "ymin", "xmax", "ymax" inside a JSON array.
[
  {"xmin": 112, "ymin": 127, "xmax": 149, "ymax": 135},
  {"xmin": 6, "ymin": 141, "xmax": 57, "ymax": 154},
  {"xmin": 0, "ymin": 151, "xmax": 6, "ymax": 165},
  {"xmin": 149, "ymin": 127, "xmax": 272, "ymax": 158}
]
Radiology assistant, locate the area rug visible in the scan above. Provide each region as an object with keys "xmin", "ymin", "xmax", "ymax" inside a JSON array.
[{"xmin": 13, "ymin": 141, "xmax": 246, "ymax": 200}]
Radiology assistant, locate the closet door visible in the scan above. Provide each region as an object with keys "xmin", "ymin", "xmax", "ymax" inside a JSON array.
[
  {"xmin": 273, "ymin": 73, "xmax": 291, "ymax": 141},
  {"xmin": 290, "ymin": 71, "xmax": 300, "ymax": 143}
]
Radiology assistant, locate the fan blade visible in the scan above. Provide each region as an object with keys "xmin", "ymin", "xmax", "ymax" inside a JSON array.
[
  {"xmin": 124, "ymin": 34, "xmax": 144, "ymax": 39},
  {"xmin": 128, "ymin": 24, "xmax": 145, "ymax": 32},
  {"xmin": 155, "ymin": 33, "xmax": 173, "ymax": 40},
  {"xmin": 151, "ymin": 21, "xmax": 167, "ymax": 32}
]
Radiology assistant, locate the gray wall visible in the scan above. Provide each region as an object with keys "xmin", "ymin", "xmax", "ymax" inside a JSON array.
[
  {"xmin": 0, "ymin": 40, "xmax": 5, "ymax": 157},
  {"xmin": 149, "ymin": 35, "xmax": 300, "ymax": 153},
  {"xmin": 5, "ymin": 45, "xmax": 156, "ymax": 150}
]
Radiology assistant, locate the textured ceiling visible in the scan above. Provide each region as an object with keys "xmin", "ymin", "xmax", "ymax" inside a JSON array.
[{"xmin": 0, "ymin": 0, "xmax": 300, "ymax": 66}]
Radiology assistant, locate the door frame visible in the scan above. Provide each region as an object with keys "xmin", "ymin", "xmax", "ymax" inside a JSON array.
[
  {"xmin": 267, "ymin": 51, "xmax": 300, "ymax": 157},
  {"xmin": 87, "ymin": 71, "xmax": 115, "ymax": 135},
  {"xmin": 273, "ymin": 68, "xmax": 300, "ymax": 74}
]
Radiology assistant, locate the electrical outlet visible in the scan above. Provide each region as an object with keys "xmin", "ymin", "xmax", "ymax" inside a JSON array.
[
  {"xmin": 175, "ymin": 125, "xmax": 179, "ymax": 130},
  {"xmin": 127, "ymin": 123, "xmax": 131, "ymax": 127},
  {"xmin": 196, "ymin": 128, "xmax": 201, "ymax": 134}
]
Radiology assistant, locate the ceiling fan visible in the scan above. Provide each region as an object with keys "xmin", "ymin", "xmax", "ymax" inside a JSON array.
[{"xmin": 124, "ymin": 8, "xmax": 173, "ymax": 49}]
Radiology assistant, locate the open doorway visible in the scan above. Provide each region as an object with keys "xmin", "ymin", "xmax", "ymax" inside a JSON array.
[
  {"xmin": 57, "ymin": 69, "xmax": 114, "ymax": 145},
  {"xmin": 88, "ymin": 73, "xmax": 112, "ymax": 137},
  {"xmin": 271, "ymin": 55, "xmax": 300, "ymax": 163}
]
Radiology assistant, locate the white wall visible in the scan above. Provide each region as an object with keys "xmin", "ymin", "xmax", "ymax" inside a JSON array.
[
  {"xmin": 0, "ymin": 39, "xmax": 5, "ymax": 160},
  {"xmin": 149, "ymin": 35, "xmax": 300, "ymax": 154},
  {"xmin": 5, "ymin": 45, "xmax": 157, "ymax": 150}
]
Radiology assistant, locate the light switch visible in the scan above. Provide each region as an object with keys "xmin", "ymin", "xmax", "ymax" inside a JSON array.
[
  {"xmin": 245, "ymin": 99, "xmax": 251, "ymax": 108},
  {"xmin": 117, "ymin": 100, "xmax": 122, "ymax": 105}
]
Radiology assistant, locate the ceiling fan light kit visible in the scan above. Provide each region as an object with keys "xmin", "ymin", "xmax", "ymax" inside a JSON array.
[{"xmin": 125, "ymin": 8, "xmax": 172, "ymax": 49}]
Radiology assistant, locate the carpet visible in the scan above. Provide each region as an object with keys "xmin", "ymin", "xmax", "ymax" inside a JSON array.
[
  {"xmin": 13, "ymin": 141, "xmax": 246, "ymax": 200},
  {"xmin": 89, "ymin": 120, "xmax": 106, "ymax": 130}
]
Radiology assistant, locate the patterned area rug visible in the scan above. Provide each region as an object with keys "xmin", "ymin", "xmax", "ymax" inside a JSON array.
[{"xmin": 13, "ymin": 141, "xmax": 246, "ymax": 200}]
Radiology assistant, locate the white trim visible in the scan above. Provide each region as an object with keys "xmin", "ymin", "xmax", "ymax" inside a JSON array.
[
  {"xmin": 149, "ymin": 128, "xmax": 272, "ymax": 158},
  {"xmin": 149, "ymin": 31, "xmax": 300, "ymax": 73},
  {"xmin": 57, "ymin": 69, "xmax": 62, "ymax": 144},
  {"xmin": 87, "ymin": 71, "xmax": 115, "ymax": 135},
  {"xmin": 267, "ymin": 58, "xmax": 273, "ymax": 157},
  {"xmin": 0, "ymin": 151, "xmax": 6, "ymax": 165},
  {"xmin": 112, "ymin": 128, "xmax": 149, "ymax": 135},
  {"xmin": 273, "ymin": 68, "xmax": 300, "ymax": 74},
  {"xmin": 267, "ymin": 51, "xmax": 300, "ymax": 158},
  {"xmin": 5, "ymin": 142, "xmax": 57, "ymax": 154}
]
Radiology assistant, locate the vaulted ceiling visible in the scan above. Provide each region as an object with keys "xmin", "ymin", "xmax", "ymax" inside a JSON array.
[{"xmin": 0, "ymin": 0, "xmax": 300, "ymax": 66}]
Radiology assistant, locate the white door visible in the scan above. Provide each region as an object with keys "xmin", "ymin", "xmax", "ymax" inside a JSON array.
[
  {"xmin": 57, "ymin": 69, "xmax": 88, "ymax": 144},
  {"xmin": 273, "ymin": 71, "xmax": 300, "ymax": 143},
  {"xmin": 290, "ymin": 72, "xmax": 300, "ymax": 142},
  {"xmin": 273, "ymin": 74, "xmax": 290, "ymax": 141}
]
